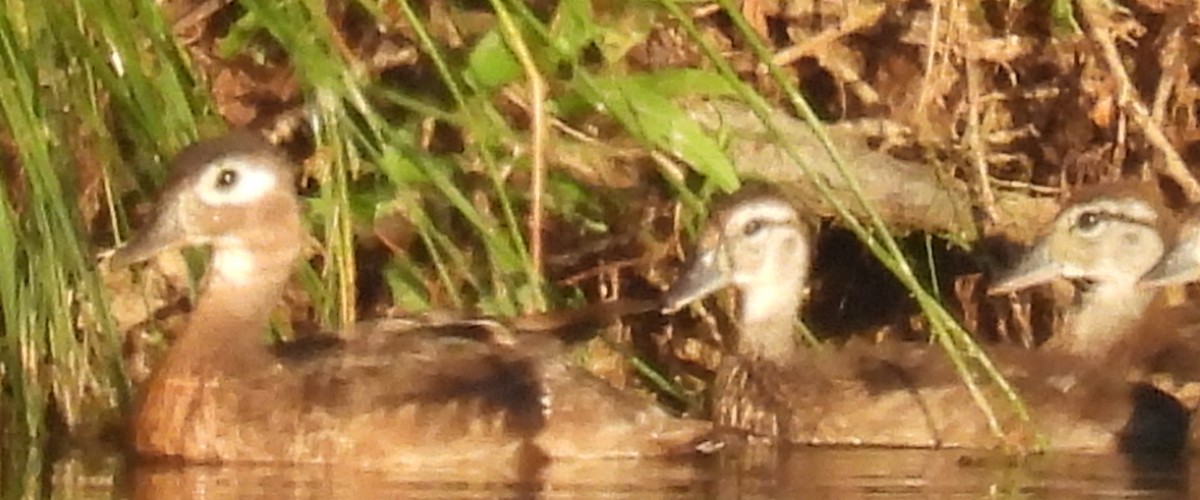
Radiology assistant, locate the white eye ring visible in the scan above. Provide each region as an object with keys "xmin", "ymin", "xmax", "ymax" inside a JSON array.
[{"xmin": 196, "ymin": 158, "xmax": 277, "ymax": 206}]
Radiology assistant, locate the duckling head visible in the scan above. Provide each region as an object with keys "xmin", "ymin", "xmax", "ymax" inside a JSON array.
[
  {"xmin": 988, "ymin": 191, "xmax": 1167, "ymax": 295},
  {"xmin": 109, "ymin": 132, "xmax": 305, "ymax": 288},
  {"xmin": 988, "ymin": 186, "xmax": 1171, "ymax": 357},
  {"xmin": 1141, "ymin": 208, "xmax": 1200, "ymax": 288},
  {"xmin": 663, "ymin": 188, "xmax": 812, "ymax": 359}
]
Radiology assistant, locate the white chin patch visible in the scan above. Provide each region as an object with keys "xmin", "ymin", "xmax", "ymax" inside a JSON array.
[
  {"xmin": 211, "ymin": 245, "xmax": 258, "ymax": 287},
  {"xmin": 198, "ymin": 159, "xmax": 278, "ymax": 206}
]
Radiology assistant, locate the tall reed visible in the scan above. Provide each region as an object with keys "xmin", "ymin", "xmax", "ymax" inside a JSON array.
[{"xmin": 0, "ymin": 0, "xmax": 209, "ymax": 443}]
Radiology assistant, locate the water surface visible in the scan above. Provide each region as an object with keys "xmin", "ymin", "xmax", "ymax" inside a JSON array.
[{"xmin": 19, "ymin": 445, "xmax": 1194, "ymax": 498}]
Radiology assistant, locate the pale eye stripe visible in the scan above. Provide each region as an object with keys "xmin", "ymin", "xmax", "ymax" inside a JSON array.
[
  {"xmin": 1075, "ymin": 209, "xmax": 1154, "ymax": 230},
  {"xmin": 1092, "ymin": 211, "xmax": 1153, "ymax": 227},
  {"xmin": 1069, "ymin": 199, "xmax": 1158, "ymax": 229},
  {"xmin": 727, "ymin": 199, "xmax": 797, "ymax": 229}
]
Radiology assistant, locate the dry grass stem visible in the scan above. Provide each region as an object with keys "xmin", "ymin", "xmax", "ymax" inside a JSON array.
[
  {"xmin": 1080, "ymin": 1, "xmax": 1200, "ymax": 200},
  {"xmin": 490, "ymin": 1, "xmax": 548, "ymax": 302}
]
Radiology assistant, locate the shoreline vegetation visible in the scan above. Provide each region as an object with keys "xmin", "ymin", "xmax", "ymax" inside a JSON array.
[{"xmin": 1, "ymin": 0, "xmax": 1197, "ymax": 469}]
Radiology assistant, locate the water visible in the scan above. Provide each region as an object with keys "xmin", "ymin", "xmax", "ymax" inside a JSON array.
[{"xmin": 15, "ymin": 445, "xmax": 1194, "ymax": 498}]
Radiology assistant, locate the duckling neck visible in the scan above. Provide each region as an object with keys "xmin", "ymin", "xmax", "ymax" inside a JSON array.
[
  {"xmin": 166, "ymin": 241, "xmax": 303, "ymax": 375},
  {"xmin": 1052, "ymin": 279, "xmax": 1158, "ymax": 359},
  {"xmin": 737, "ymin": 284, "xmax": 804, "ymax": 364}
]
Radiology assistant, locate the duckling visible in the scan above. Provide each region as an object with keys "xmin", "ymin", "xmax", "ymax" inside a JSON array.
[
  {"xmin": 987, "ymin": 183, "xmax": 1175, "ymax": 363},
  {"xmin": 1140, "ymin": 206, "xmax": 1200, "ymax": 288},
  {"xmin": 985, "ymin": 182, "xmax": 1200, "ymax": 452},
  {"xmin": 109, "ymin": 131, "xmax": 711, "ymax": 467},
  {"xmin": 662, "ymin": 186, "xmax": 1185, "ymax": 453},
  {"xmin": 1134, "ymin": 206, "xmax": 1200, "ymax": 390}
]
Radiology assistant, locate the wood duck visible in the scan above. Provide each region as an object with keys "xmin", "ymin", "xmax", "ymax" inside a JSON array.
[
  {"xmin": 985, "ymin": 184, "xmax": 1200, "ymax": 407},
  {"xmin": 1140, "ymin": 207, "xmax": 1200, "ymax": 288},
  {"xmin": 987, "ymin": 183, "xmax": 1175, "ymax": 363},
  {"xmin": 108, "ymin": 131, "xmax": 711, "ymax": 467},
  {"xmin": 1135, "ymin": 206, "xmax": 1200, "ymax": 389},
  {"xmin": 661, "ymin": 186, "xmax": 1187, "ymax": 453}
]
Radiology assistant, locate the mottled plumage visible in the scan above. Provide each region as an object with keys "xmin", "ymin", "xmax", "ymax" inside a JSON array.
[
  {"xmin": 664, "ymin": 186, "xmax": 1186, "ymax": 453},
  {"xmin": 114, "ymin": 132, "xmax": 710, "ymax": 468}
]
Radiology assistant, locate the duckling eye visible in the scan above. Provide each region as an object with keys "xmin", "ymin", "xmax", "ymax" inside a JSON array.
[
  {"xmin": 214, "ymin": 169, "xmax": 238, "ymax": 190},
  {"xmin": 742, "ymin": 219, "xmax": 764, "ymax": 237},
  {"xmin": 1075, "ymin": 212, "xmax": 1101, "ymax": 232}
]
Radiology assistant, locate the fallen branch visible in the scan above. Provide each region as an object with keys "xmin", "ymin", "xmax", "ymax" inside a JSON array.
[{"xmin": 684, "ymin": 100, "xmax": 1060, "ymax": 244}]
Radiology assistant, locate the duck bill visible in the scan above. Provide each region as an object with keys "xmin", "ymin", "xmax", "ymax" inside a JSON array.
[
  {"xmin": 1140, "ymin": 240, "xmax": 1200, "ymax": 288},
  {"xmin": 662, "ymin": 248, "xmax": 731, "ymax": 313},
  {"xmin": 987, "ymin": 244, "xmax": 1062, "ymax": 295},
  {"xmin": 108, "ymin": 207, "xmax": 187, "ymax": 268}
]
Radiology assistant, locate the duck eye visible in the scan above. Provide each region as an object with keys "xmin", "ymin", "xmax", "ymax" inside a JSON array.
[
  {"xmin": 742, "ymin": 219, "xmax": 764, "ymax": 237},
  {"xmin": 1076, "ymin": 212, "xmax": 1101, "ymax": 232},
  {"xmin": 215, "ymin": 168, "xmax": 238, "ymax": 190}
]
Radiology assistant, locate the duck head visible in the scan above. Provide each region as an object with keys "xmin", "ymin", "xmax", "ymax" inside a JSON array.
[
  {"xmin": 109, "ymin": 131, "xmax": 306, "ymax": 291},
  {"xmin": 988, "ymin": 186, "xmax": 1168, "ymax": 295},
  {"xmin": 1141, "ymin": 207, "xmax": 1200, "ymax": 288},
  {"xmin": 663, "ymin": 187, "xmax": 813, "ymax": 361},
  {"xmin": 988, "ymin": 184, "xmax": 1172, "ymax": 357}
]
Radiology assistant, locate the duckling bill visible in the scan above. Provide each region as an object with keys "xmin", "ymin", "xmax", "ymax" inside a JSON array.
[{"xmin": 111, "ymin": 131, "xmax": 711, "ymax": 467}]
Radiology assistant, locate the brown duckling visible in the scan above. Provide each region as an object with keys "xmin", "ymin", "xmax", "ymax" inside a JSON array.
[
  {"xmin": 987, "ymin": 184, "xmax": 1200, "ymax": 414},
  {"xmin": 988, "ymin": 183, "xmax": 1179, "ymax": 364},
  {"xmin": 1135, "ymin": 206, "xmax": 1200, "ymax": 391},
  {"xmin": 108, "ymin": 132, "xmax": 710, "ymax": 467},
  {"xmin": 1141, "ymin": 206, "xmax": 1200, "ymax": 288},
  {"xmin": 662, "ymin": 187, "xmax": 1186, "ymax": 453}
]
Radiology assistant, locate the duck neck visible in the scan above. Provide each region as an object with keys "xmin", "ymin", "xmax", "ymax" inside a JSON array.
[
  {"xmin": 1051, "ymin": 278, "xmax": 1158, "ymax": 359},
  {"xmin": 165, "ymin": 236, "xmax": 304, "ymax": 376},
  {"xmin": 736, "ymin": 278, "xmax": 805, "ymax": 364}
]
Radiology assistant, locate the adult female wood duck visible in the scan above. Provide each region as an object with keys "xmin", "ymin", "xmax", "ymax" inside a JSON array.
[
  {"xmin": 661, "ymin": 186, "xmax": 1186, "ymax": 453},
  {"xmin": 108, "ymin": 131, "xmax": 710, "ymax": 467},
  {"xmin": 987, "ymin": 183, "xmax": 1180, "ymax": 365}
]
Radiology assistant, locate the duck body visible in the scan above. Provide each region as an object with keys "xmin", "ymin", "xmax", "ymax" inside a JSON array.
[
  {"xmin": 710, "ymin": 342, "xmax": 987, "ymax": 448},
  {"xmin": 137, "ymin": 325, "xmax": 701, "ymax": 466},
  {"xmin": 711, "ymin": 339, "xmax": 1159, "ymax": 452},
  {"xmin": 116, "ymin": 132, "xmax": 709, "ymax": 466},
  {"xmin": 665, "ymin": 185, "xmax": 1186, "ymax": 453},
  {"xmin": 1134, "ymin": 206, "xmax": 1200, "ymax": 452}
]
